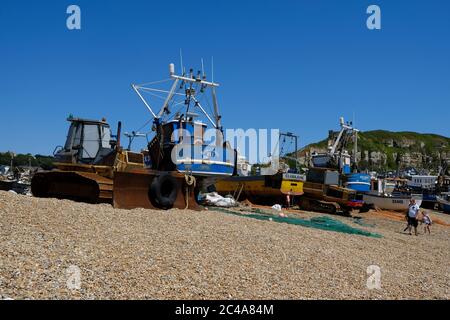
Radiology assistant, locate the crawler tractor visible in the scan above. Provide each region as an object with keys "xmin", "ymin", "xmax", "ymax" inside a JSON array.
[
  {"xmin": 299, "ymin": 167, "xmax": 363, "ymax": 215},
  {"xmin": 31, "ymin": 116, "xmax": 201, "ymax": 210},
  {"xmin": 32, "ymin": 62, "xmax": 237, "ymax": 210}
]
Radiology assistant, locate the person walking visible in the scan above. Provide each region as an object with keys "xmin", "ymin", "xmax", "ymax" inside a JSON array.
[
  {"xmin": 403, "ymin": 201, "xmax": 412, "ymax": 232},
  {"xmin": 406, "ymin": 198, "xmax": 420, "ymax": 236},
  {"xmin": 422, "ymin": 211, "xmax": 432, "ymax": 234}
]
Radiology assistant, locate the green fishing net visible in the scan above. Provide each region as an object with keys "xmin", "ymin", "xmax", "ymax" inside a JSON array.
[{"xmin": 210, "ymin": 207, "xmax": 382, "ymax": 238}]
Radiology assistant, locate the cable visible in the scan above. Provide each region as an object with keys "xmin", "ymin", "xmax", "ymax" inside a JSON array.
[{"xmin": 136, "ymin": 78, "xmax": 172, "ymax": 87}]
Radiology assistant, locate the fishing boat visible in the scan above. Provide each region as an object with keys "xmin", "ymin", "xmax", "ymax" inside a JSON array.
[
  {"xmin": 31, "ymin": 61, "xmax": 237, "ymax": 210},
  {"xmin": 130, "ymin": 62, "xmax": 237, "ymax": 187},
  {"xmin": 345, "ymin": 173, "xmax": 371, "ymax": 193},
  {"xmin": 215, "ymin": 171, "xmax": 304, "ymax": 205},
  {"xmin": 437, "ymin": 193, "xmax": 450, "ymax": 213},
  {"xmin": 215, "ymin": 132, "xmax": 304, "ymax": 206},
  {"xmin": 362, "ymin": 178, "xmax": 422, "ymax": 211},
  {"xmin": 407, "ymin": 175, "xmax": 438, "ymax": 189},
  {"xmin": 362, "ymin": 193, "xmax": 423, "ymax": 211}
]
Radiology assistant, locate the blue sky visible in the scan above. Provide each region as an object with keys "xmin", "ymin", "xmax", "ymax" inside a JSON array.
[{"xmin": 1, "ymin": 0, "xmax": 449, "ymax": 155}]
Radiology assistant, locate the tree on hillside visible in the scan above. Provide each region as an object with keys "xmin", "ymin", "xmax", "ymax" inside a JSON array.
[{"xmin": 0, "ymin": 152, "xmax": 54, "ymax": 169}]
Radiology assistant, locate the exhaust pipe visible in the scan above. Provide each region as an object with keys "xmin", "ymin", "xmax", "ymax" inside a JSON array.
[{"xmin": 116, "ymin": 121, "xmax": 122, "ymax": 150}]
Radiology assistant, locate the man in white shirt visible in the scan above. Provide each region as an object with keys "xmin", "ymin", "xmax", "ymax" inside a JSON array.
[{"xmin": 406, "ymin": 199, "xmax": 420, "ymax": 236}]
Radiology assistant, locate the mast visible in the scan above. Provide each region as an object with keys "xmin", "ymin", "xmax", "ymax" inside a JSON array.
[
  {"xmin": 211, "ymin": 87, "xmax": 221, "ymax": 129},
  {"xmin": 353, "ymin": 130, "xmax": 358, "ymax": 166},
  {"xmin": 132, "ymin": 62, "xmax": 222, "ymax": 135}
]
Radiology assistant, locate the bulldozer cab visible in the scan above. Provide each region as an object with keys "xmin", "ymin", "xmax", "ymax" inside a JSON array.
[{"xmin": 56, "ymin": 117, "xmax": 115, "ymax": 164}]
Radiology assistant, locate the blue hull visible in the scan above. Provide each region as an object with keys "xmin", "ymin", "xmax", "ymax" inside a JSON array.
[
  {"xmin": 423, "ymin": 194, "xmax": 437, "ymax": 202},
  {"xmin": 437, "ymin": 196, "xmax": 450, "ymax": 213},
  {"xmin": 172, "ymin": 143, "xmax": 236, "ymax": 177},
  {"xmin": 440, "ymin": 202, "xmax": 450, "ymax": 213},
  {"xmin": 346, "ymin": 173, "xmax": 371, "ymax": 192},
  {"xmin": 177, "ymin": 163, "xmax": 234, "ymax": 176}
]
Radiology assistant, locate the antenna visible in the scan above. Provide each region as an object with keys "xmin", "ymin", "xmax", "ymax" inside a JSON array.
[
  {"xmin": 124, "ymin": 131, "xmax": 147, "ymax": 150},
  {"xmin": 201, "ymin": 58, "xmax": 205, "ymax": 77},
  {"xmin": 211, "ymin": 56, "xmax": 214, "ymax": 83},
  {"xmin": 179, "ymin": 48, "xmax": 185, "ymax": 75},
  {"xmin": 352, "ymin": 111, "xmax": 358, "ymax": 169}
]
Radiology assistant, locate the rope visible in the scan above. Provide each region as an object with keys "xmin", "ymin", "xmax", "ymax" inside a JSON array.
[{"xmin": 184, "ymin": 174, "xmax": 196, "ymax": 209}]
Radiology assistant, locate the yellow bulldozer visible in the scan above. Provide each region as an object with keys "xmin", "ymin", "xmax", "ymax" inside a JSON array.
[
  {"xmin": 32, "ymin": 63, "xmax": 238, "ymax": 210},
  {"xmin": 298, "ymin": 167, "xmax": 363, "ymax": 215},
  {"xmin": 31, "ymin": 116, "xmax": 200, "ymax": 210}
]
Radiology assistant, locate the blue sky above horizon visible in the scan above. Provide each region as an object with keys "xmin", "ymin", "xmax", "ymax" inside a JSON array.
[{"xmin": 1, "ymin": 0, "xmax": 449, "ymax": 155}]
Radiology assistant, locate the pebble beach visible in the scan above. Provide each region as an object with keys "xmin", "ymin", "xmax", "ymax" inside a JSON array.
[{"xmin": 0, "ymin": 191, "xmax": 449, "ymax": 300}]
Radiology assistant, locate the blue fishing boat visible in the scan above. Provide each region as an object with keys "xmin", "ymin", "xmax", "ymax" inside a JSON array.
[
  {"xmin": 164, "ymin": 120, "xmax": 235, "ymax": 177},
  {"xmin": 132, "ymin": 62, "xmax": 236, "ymax": 183},
  {"xmin": 346, "ymin": 173, "xmax": 371, "ymax": 192},
  {"xmin": 437, "ymin": 193, "xmax": 450, "ymax": 213}
]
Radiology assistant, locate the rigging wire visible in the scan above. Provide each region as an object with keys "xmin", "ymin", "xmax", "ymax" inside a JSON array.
[
  {"xmin": 134, "ymin": 117, "xmax": 153, "ymax": 134},
  {"xmin": 142, "ymin": 90, "xmax": 170, "ymax": 101},
  {"xmin": 138, "ymin": 87, "xmax": 185, "ymax": 96},
  {"xmin": 131, "ymin": 72, "xmax": 218, "ymax": 141},
  {"xmin": 136, "ymin": 78, "xmax": 172, "ymax": 87}
]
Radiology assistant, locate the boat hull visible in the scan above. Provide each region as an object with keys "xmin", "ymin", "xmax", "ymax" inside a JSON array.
[
  {"xmin": 437, "ymin": 197, "xmax": 450, "ymax": 213},
  {"xmin": 345, "ymin": 173, "xmax": 371, "ymax": 192},
  {"xmin": 177, "ymin": 162, "xmax": 234, "ymax": 177},
  {"xmin": 215, "ymin": 173, "xmax": 304, "ymax": 204},
  {"xmin": 363, "ymin": 193, "xmax": 422, "ymax": 211},
  {"xmin": 173, "ymin": 144, "xmax": 236, "ymax": 177}
]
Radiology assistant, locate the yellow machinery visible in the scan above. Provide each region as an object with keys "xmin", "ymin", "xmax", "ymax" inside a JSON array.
[
  {"xmin": 215, "ymin": 132, "xmax": 304, "ymax": 206},
  {"xmin": 298, "ymin": 167, "xmax": 363, "ymax": 214},
  {"xmin": 31, "ymin": 117, "xmax": 200, "ymax": 210},
  {"xmin": 215, "ymin": 172, "xmax": 304, "ymax": 205},
  {"xmin": 32, "ymin": 63, "xmax": 249, "ymax": 210}
]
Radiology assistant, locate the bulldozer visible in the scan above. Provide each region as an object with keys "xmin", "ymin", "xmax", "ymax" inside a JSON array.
[
  {"xmin": 298, "ymin": 167, "xmax": 363, "ymax": 215},
  {"xmin": 32, "ymin": 62, "xmax": 237, "ymax": 210},
  {"xmin": 32, "ymin": 116, "xmax": 121, "ymax": 204},
  {"xmin": 31, "ymin": 116, "xmax": 201, "ymax": 210}
]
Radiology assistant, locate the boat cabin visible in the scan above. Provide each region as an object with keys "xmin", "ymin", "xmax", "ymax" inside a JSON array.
[
  {"xmin": 407, "ymin": 175, "xmax": 438, "ymax": 190},
  {"xmin": 148, "ymin": 117, "xmax": 235, "ymax": 176}
]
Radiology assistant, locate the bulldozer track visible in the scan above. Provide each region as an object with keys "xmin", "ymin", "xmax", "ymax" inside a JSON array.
[{"xmin": 31, "ymin": 171, "xmax": 113, "ymax": 204}]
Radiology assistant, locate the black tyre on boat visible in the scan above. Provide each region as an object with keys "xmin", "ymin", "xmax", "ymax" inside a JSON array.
[{"xmin": 149, "ymin": 173, "xmax": 178, "ymax": 209}]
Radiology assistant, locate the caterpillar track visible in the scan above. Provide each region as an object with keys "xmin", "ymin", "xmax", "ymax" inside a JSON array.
[{"xmin": 31, "ymin": 170, "xmax": 113, "ymax": 204}]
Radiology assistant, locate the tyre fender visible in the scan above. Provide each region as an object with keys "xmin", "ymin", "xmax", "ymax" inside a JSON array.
[{"xmin": 150, "ymin": 173, "xmax": 178, "ymax": 209}]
